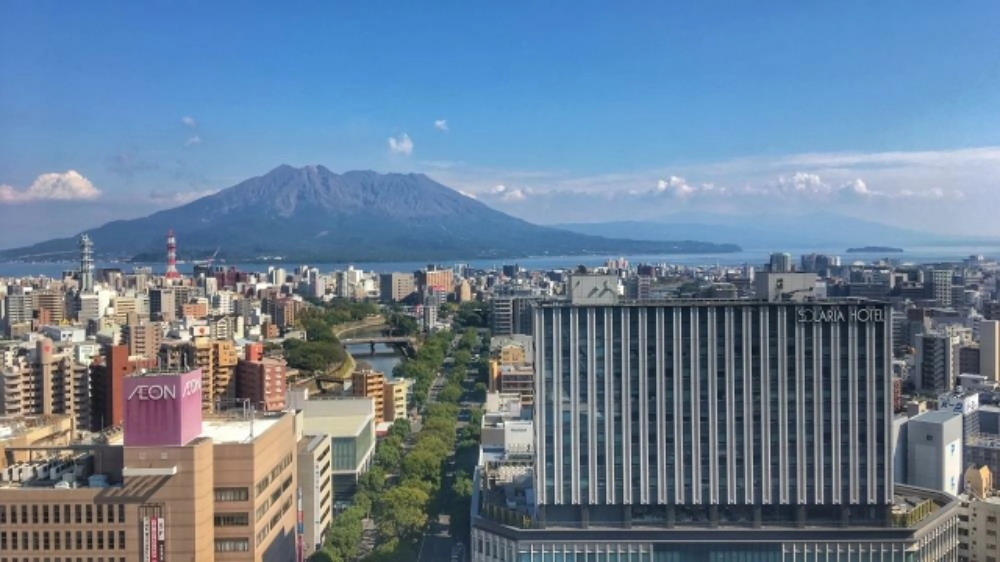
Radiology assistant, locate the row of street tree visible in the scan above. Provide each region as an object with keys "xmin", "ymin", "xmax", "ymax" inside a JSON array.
[{"xmin": 309, "ymin": 329, "xmax": 466, "ymax": 562}]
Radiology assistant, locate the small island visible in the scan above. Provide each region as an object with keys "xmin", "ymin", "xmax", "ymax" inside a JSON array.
[{"xmin": 846, "ymin": 246, "xmax": 904, "ymax": 253}]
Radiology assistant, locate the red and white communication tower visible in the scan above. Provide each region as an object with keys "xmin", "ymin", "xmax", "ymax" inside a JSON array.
[{"xmin": 165, "ymin": 229, "xmax": 181, "ymax": 279}]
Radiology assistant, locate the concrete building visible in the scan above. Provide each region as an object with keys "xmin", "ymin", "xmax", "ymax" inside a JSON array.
[
  {"xmin": 235, "ymin": 357, "xmax": 288, "ymax": 412},
  {"xmin": 297, "ymin": 434, "xmax": 333, "ymax": 556},
  {"xmin": 907, "ymin": 409, "xmax": 965, "ymax": 495},
  {"xmin": 148, "ymin": 288, "xmax": 176, "ymax": 322},
  {"xmin": 383, "ymin": 378, "xmax": 410, "ymax": 423},
  {"xmin": 351, "ymin": 369, "xmax": 386, "ymax": 423},
  {"xmin": 378, "ymin": 272, "xmax": 416, "ymax": 303},
  {"xmin": 981, "ymin": 319, "xmax": 1000, "ymax": 382},
  {"xmin": 0, "ymin": 369, "xmax": 299, "ymax": 561},
  {"xmin": 931, "ymin": 269, "xmax": 954, "ymax": 307},
  {"xmin": 753, "ymin": 271, "xmax": 818, "ymax": 301},
  {"xmin": 769, "ymin": 252, "xmax": 793, "ymax": 273},
  {"xmin": 33, "ymin": 290, "xmax": 65, "ymax": 325},
  {"xmin": 88, "ymin": 345, "xmax": 157, "ymax": 432},
  {"xmin": 917, "ymin": 331, "xmax": 961, "ymax": 394},
  {"xmin": 0, "ymin": 339, "xmax": 91, "ymax": 429},
  {"xmin": 121, "ymin": 321, "xmax": 162, "ymax": 359},
  {"xmin": 291, "ymin": 395, "xmax": 376, "ymax": 503},
  {"xmin": 469, "ymin": 297, "xmax": 961, "ymax": 562}
]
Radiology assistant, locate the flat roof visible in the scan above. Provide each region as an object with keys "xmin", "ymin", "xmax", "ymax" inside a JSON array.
[
  {"xmin": 541, "ymin": 297, "xmax": 887, "ymax": 308},
  {"xmin": 201, "ymin": 416, "xmax": 282, "ymax": 444},
  {"xmin": 911, "ymin": 409, "xmax": 963, "ymax": 424},
  {"xmin": 303, "ymin": 413, "xmax": 371, "ymax": 438}
]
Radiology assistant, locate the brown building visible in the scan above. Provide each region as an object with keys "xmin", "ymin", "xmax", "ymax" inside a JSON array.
[
  {"xmin": 351, "ymin": 369, "xmax": 386, "ymax": 423},
  {"xmin": 182, "ymin": 300, "xmax": 209, "ymax": 320},
  {"xmin": 0, "ymin": 410, "xmax": 300, "ymax": 561},
  {"xmin": 235, "ymin": 357, "xmax": 288, "ymax": 412},
  {"xmin": 421, "ymin": 269, "xmax": 454, "ymax": 295},
  {"xmin": 157, "ymin": 338, "xmax": 238, "ymax": 410},
  {"xmin": 0, "ymin": 414, "xmax": 75, "ymax": 466},
  {"xmin": 88, "ymin": 345, "xmax": 158, "ymax": 431},
  {"xmin": 32, "ymin": 290, "xmax": 65, "ymax": 325},
  {"xmin": 121, "ymin": 321, "xmax": 162, "ymax": 359}
]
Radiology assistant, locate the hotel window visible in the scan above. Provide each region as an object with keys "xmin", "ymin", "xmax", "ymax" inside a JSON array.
[
  {"xmin": 214, "ymin": 513, "xmax": 250, "ymax": 527},
  {"xmin": 65, "ymin": 505, "xmax": 71, "ymax": 523},
  {"xmin": 214, "ymin": 538, "xmax": 250, "ymax": 552},
  {"xmin": 108, "ymin": 530, "xmax": 115, "ymax": 550},
  {"xmin": 52, "ymin": 505, "xmax": 59, "ymax": 524},
  {"xmin": 75, "ymin": 531, "xmax": 82, "ymax": 550},
  {"xmin": 96, "ymin": 505, "xmax": 103, "ymax": 523},
  {"xmin": 215, "ymin": 487, "xmax": 250, "ymax": 502},
  {"xmin": 75, "ymin": 505, "xmax": 82, "ymax": 523},
  {"xmin": 54, "ymin": 531, "xmax": 60, "ymax": 550},
  {"xmin": 1, "ymin": 531, "xmax": 6, "ymax": 549},
  {"xmin": 0, "ymin": 506, "xmax": 5, "ymax": 524},
  {"xmin": 118, "ymin": 505, "xmax": 125, "ymax": 523},
  {"xmin": 43, "ymin": 532, "xmax": 50, "ymax": 551},
  {"xmin": 85, "ymin": 505, "xmax": 92, "ymax": 523},
  {"xmin": 118, "ymin": 531, "xmax": 125, "ymax": 549},
  {"xmin": 21, "ymin": 505, "xmax": 28, "ymax": 523},
  {"xmin": 86, "ymin": 531, "xmax": 93, "ymax": 550},
  {"xmin": 32, "ymin": 505, "xmax": 38, "ymax": 523},
  {"xmin": 96, "ymin": 531, "xmax": 104, "ymax": 550}
]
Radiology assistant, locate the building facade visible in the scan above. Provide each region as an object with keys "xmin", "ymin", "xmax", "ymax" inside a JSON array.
[
  {"xmin": 470, "ymin": 296, "xmax": 960, "ymax": 562},
  {"xmin": 534, "ymin": 300, "xmax": 893, "ymax": 525}
]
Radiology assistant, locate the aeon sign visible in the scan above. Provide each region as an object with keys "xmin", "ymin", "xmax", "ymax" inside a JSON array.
[
  {"xmin": 128, "ymin": 379, "xmax": 202, "ymax": 401},
  {"xmin": 123, "ymin": 369, "xmax": 203, "ymax": 447}
]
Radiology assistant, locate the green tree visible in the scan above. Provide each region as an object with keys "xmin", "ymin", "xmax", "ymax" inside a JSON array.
[
  {"xmin": 325, "ymin": 505, "xmax": 364, "ymax": 560},
  {"xmin": 438, "ymin": 383, "xmax": 462, "ymax": 404},
  {"xmin": 376, "ymin": 485, "xmax": 430, "ymax": 540},
  {"xmin": 307, "ymin": 548, "xmax": 339, "ymax": 562},
  {"xmin": 400, "ymin": 449, "xmax": 442, "ymax": 486},
  {"xmin": 373, "ymin": 438, "xmax": 402, "ymax": 471}
]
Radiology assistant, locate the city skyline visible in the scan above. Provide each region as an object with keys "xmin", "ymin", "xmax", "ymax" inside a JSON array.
[{"xmin": 3, "ymin": 3, "xmax": 1000, "ymax": 244}]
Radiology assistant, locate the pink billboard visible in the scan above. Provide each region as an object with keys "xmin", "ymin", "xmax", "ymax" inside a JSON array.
[{"xmin": 123, "ymin": 369, "xmax": 203, "ymax": 447}]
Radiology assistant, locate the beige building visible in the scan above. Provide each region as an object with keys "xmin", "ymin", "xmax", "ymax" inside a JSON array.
[
  {"xmin": 961, "ymin": 465, "xmax": 1000, "ymax": 562},
  {"xmin": 121, "ymin": 321, "xmax": 162, "ymax": 359},
  {"xmin": 0, "ymin": 339, "xmax": 90, "ymax": 429},
  {"xmin": 298, "ymin": 434, "xmax": 333, "ymax": 556},
  {"xmin": 0, "ymin": 410, "xmax": 300, "ymax": 561},
  {"xmin": 383, "ymin": 379, "xmax": 410, "ymax": 423}
]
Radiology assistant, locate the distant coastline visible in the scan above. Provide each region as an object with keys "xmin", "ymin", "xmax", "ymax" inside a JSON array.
[{"xmin": 846, "ymin": 246, "xmax": 904, "ymax": 253}]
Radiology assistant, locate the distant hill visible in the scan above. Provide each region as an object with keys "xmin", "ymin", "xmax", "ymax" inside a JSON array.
[
  {"xmin": 0, "ymin": 165, "xmax": 741, "ymax": 263},
  {"xmin": 553, "ymin": 214, "xmax": 956, "ymax": 250}
]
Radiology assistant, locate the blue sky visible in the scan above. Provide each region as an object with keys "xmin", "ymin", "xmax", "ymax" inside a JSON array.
[{"xmin": 2, "ymin": 1, "xmax": 1000, "ymax": 247}]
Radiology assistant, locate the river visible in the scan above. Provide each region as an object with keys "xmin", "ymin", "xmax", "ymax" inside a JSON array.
[{"xmin": 346, "ymin": 343, "xmax": 404, "ymax": 378}]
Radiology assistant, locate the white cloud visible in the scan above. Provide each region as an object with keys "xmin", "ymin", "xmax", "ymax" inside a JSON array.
[
  {"xmin": 149, "ymin": 189, "xmax": 218, "ymax": 205},
  {"xmin": 0, "ymin": 171, "xmax": 102, "ymax": 204},
  {"xmin": 416, "ymin": 146, "xmax": 996, "ymax": 232},
  {"xmin": 181, "ymin": 116, "xmax": 197, "ymax": 128},
  {"xmin": 490, "ymin": 184, "xmax": 529, "ymax": 202},
  {"xmin": 388, "ymin": 132, "xmax": 414, "ymax": 156},
  {"xmin": 457, "ymin": 190, "xmax": 477, "ymax": 199},
  {"xmin": 434, "ymin": 119, "xmax": 449, "ymax": 132},
  {"xmin": 184, "ymin": 135, "xmax": 203, "ymax": 147}
]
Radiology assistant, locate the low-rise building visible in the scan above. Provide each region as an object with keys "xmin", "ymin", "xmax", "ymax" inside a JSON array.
[{"xmin": 0, "ymin": 368, "xmax": 299, "ymax": 561}]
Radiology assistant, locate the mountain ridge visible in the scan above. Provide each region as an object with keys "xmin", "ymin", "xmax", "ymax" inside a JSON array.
[
  {"xmin": 552, "ymin": 214, "xmax": 964, "ymax": 250},
  {"xmin": 0, "ymin": 166, "xmax": 742, "ymax": 263}
]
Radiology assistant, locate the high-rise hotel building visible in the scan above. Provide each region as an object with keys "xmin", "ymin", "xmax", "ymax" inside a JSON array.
[{"xmin": 470, "ymin": 277, "xmax": 960, "ymax": 562}]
